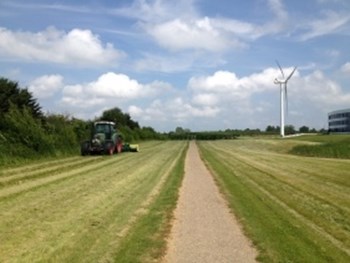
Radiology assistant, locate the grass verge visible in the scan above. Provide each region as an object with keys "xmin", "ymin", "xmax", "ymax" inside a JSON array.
[{"xmin": 112, "ymin": 143, "xmax": 188, "ymax": 262}]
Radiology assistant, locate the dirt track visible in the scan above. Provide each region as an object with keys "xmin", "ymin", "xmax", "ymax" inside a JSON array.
[{"xmin": 163, "ymin": 141, "xmax": 258, "ymax": 263}]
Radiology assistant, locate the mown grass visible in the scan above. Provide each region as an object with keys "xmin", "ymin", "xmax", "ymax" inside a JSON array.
[
  {"xmin": 198, "ymin": 139, "xmax": 350, "ymax": 263},
  {"xmin": 0, "ymin": 141, "xmax": 187, "ymax": 262},
  {"xmin": 112, "ymin": 143, "xmax": 188, "ymax": 262},
  {"xmin": 289, "ymin": 134, "xmax": 350, "ymax": 159}
]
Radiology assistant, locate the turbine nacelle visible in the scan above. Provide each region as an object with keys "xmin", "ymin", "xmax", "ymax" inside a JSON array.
[{"xmin": 274, "ymin": 78, "xmax": 284, "ymax": 84}]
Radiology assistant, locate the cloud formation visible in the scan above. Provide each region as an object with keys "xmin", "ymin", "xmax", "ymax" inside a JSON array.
[
  {"xmin": 28, "ymin": 65, "xmax": 350, "ymax": 131},
  {"xmin": 298, "ymin": 11, "xmax": 350, "ymax": 41},
  {"xmin": 29, "ymin": 74, "xmax": 64, "ymax": 99},
  {"xmin": 0, "ymin": 27, "xmax": 124, "ymax": 66},
  {"xmin": 341, "ymin": 62, "xmax": 350, "ymax": 73}
]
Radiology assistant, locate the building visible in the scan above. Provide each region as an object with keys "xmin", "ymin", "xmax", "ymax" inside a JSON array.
[{"xmin": 328, "ymin": 108, "xmax": 350, "ymax": 133}]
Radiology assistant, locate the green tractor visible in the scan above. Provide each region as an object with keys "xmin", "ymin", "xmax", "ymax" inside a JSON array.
[{"xmin": 81, "ymin": 121, "xmax": 123, "ymax": 156}]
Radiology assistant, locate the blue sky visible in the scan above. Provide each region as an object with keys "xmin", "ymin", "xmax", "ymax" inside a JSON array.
[{"xmin": 1, "ymin": 0, "xmax": 350, "ymax": 132}]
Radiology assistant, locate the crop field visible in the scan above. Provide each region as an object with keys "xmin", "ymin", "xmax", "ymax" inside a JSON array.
[
  {"xmin": 0, "ymin": 141, "xmax": 187, "ymax": 262},
  {"xmin": 198, "ymin": 138, "xmax": 350, "ymax": 262}
]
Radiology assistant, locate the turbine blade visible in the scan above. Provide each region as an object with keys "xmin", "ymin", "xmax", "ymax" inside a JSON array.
[
  {"xmin": 275, "ymin": 60, "xmax": 285, "ymax": 78},
  {"xmin": 286, "ymin": 66, "xmax": 297, "ymax": 81}
]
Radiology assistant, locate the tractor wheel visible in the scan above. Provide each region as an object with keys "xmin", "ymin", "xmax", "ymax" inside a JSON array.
[
  {"xmin": 81, "ymin": 141, "xmax": 90, "ymax": 156},
  {"xmin": 104, "ymin": 141, "xmax": 114, "ymax": 155},
  {"xmin": 108, "ymin": 147, "xmax": 114, "ymax": 155},
  {"xmin": 116, "ymin": 143, "xmax": 123, "ymax": 153}
]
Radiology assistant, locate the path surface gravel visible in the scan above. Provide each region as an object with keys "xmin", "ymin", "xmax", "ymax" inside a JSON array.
[{"xmin": 162, "ymin": 141, "xmax": 258, "ymax": 263}]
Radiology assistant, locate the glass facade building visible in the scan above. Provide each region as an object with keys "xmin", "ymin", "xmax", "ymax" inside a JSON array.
[{"xmin": 328, "ymin": 108, "xmax": 350, "ymax": 133}]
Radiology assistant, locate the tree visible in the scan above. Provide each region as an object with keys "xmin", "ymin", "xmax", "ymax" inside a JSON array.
[
  {"xmin": 0, "ymin": 77, "xmax": 42, "ymax": 120},
  {"xmin": 44, "ymin": 114, "xmax": 79, "ymax": 152},
  {"xmin": 299, "ymin": 126, "xmax": 310, "ymax": 133},
  {"xmin": 175, "ymin": 127, "xmax": 185, "ymax": 134},
  {"xmin": 139, "ymin": 126, "xmax": 158, "ymax": 140},
  {"xmin": 285, "ymin": 125, "xmax": 296, "ymax": 135},
  {"xmin": 124, "ymin": 113, "xmax": 140, "ymax": 130},
  {"xmin": 100, "ymin": 107, "xmax": 125, "ymax": 125},
  {"xmin": 265, "ymin": 125, "xmax": 279, "ymax": 133},
  {"xmin": 2, "ymin": 104, "xmax": 52, "ymax": 154},
  {"xmin": 100, "ymin": 107, "xmax": 139, "ymax": 130}
]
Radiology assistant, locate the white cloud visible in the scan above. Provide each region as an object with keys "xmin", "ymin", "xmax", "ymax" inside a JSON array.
[
  {"xmin": 134, "ymin": 51, "xmax": 226, "ymax": 73},
  {"xmin": 192, "ymin": 93, "xmax": 218, "ymax": 106},
  {"xmin": 147, "ymin": 18, "xmax": 236, "ymax": 52},
  {"xmin": 293, "ymin": 70, "xmax": 350, "ymax": 106},
  {"xmin": 120, "ymin": 0, "xmax": 289, "ymax": 53},
  {"xmin": 29, "ymin": 67, "xmax": 350, "ymax": 131},
  {"xmin": 189, "ymin": 71, "xmax": 240, "ymax": 93},
  {"xmin": 128, "ymin": 105, "xmax": 143, "ymax": 117},
  {"xmin": 181, "ymin": 67, "xmax": 350, "ymax": 130},
  {"xmin": 113, "ymin": 0, "xmax": 198, "ymax": 23},
  {"xmin": 61, "ymin": 72, "xmax": 167, "ymax": 103},
  {"xmin": 127, "ymin": 0, "xmax": 349, "ymax": 52},
  {"xmin": 85, "ymin": 73, "xmax": 144, "ymax": 99},
  {"xmin": 298, "ymin": 11, "xmax": 350, "ymax": 41},
  {"xmin": 341, "ymin": 62, "xmax": 350, "ymax": 73},
  {"xmin": 267, "ymin": 0, "xmax": 288, "ymax": 21},
  {"xmin": 29, "ymin": 74, "xmax": 64, "ymax": 99},
  {"xmin": 2, "ymin": 2, "xmax": 92, "ymax": 13},
  {"xmin": 57, "ymin": 72, "xmax": 171, "ymax": 118},
  {"xmin": 128, "ymin": 97, "xmax": 220, "ymax": 127},
  {"xmin": 145, "ymin": 9, "xmax": 289, "ymax": 52},
  {"xmin": 188, "ymin": 68, "xmax": 282, "ymax": 102},
  {"xmin": 0, "ymin": 27, "xmax": 124, "ymax": 66},
  {"xmin": 187, "ymin": 67, "xmax": 349, "ymax": 115},
  {"xmin": 26, "ymin": 72, "xmax": 171, "ymax": 119}
]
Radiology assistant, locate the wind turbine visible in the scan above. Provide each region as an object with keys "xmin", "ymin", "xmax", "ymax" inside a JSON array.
[{"xmin": 274, "ymin": 61, "xmax": 297, "ymax": 137}]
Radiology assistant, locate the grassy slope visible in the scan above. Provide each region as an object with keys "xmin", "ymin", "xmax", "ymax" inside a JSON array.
[
  {"xmin": 198, "ymin": 139, "xmax": 350, "ymax": 263},
  {"xmin": 0, "ymin": 141, "xmax": 187, "ymax": 262},
  {"xmin": 289, "ymin": 135, "xmax": 350, "ymax": 158}
]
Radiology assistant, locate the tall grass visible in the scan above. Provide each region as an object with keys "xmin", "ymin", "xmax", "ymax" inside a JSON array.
[{"xmin": 289, "ymin": 135, "xmax": 350, "ymax": 158}]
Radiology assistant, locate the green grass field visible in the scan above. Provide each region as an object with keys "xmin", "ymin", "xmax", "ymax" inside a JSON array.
[
  {"xmin": 0, "ymin": 141, "xmax": 187, "ymax": 262},
  {"xmin": 198, "ymin": 137, "xmax": 350, "ymax": 262},
  {"xmin": 1, "ymin": 136, "xmax": 349, "ymax": 262}
]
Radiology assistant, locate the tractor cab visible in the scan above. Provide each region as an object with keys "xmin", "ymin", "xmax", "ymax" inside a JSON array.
[{"xmin": 92, "ymin": 121, "xmax": 116, "ymax": 142}]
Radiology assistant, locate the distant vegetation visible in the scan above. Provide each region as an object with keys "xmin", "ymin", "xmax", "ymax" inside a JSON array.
[{"xmin": 169, "ymin": 125, "xmax": 323, "ymax": 140}]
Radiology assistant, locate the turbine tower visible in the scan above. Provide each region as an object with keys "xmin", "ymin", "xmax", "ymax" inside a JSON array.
[{"xmin": 274, "ymin": 61, "xmax": 297, "ymax": 137}]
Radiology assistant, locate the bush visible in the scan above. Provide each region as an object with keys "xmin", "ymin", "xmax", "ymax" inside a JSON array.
[
  {"xmin": 44, "ymin": 114, "xmax": 80, "ymax": 154},
  {"xmin": 3, "ymin": 105, "xmax": 54, "ymax": 154}
]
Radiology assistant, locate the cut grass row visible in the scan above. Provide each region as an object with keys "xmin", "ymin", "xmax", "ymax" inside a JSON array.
[
  {"xmin": 0, "ymin": 141, "xmax": 187, "ymax": 262},
  {"xmin": 198, "ymin": 139, "xmax": 350, "ymax": 263},
  {"xmin": 112, "ymin": 142, "xmax": 188, "ymax": 262}
]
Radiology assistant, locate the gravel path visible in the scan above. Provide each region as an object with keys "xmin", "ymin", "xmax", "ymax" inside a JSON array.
[{"xmin": 162, "ymin": 141, "xmax": 258, "ymax": 263}]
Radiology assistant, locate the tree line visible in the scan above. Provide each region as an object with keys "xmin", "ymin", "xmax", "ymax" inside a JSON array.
[
  {"xmin": 0, "ymin": 77, "xmax": 324, "ymax": 164},
  {"xmin": 0, "ymin": 77, "xmax": 161, "ymax": 164},
  {"xmin": 168, "ymin": 125, "xmax": 323, "ymax": 140}
]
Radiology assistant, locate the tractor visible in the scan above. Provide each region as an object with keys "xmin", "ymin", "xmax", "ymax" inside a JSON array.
[{"xmin": 80, "ymin": 121, "xmax": 123, "ymax": 156}]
